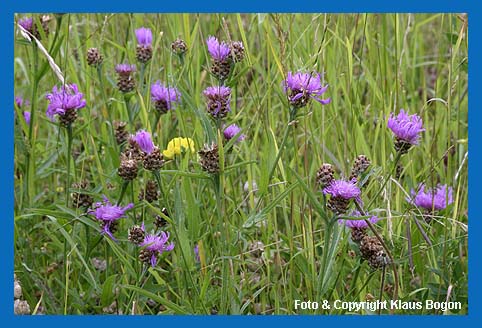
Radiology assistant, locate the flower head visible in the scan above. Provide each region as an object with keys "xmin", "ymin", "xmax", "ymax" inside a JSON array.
[
  {"xmin": 203, "ymin": 86, "xmax": 231, "ymax": 118},
  {"xmin": 115, "ymin": 63, "xmax": 136, "ymax": 76},
  {"xmin": 45, "ymin": 83, "xmax": 86, "ymax": 122},
  {"xmin": 135, "ymin": 27, "xmax": 153, "ymax": 47},
  {"xmin": 194, "ymin": 244, "xmax": 200, "ymax": 263},
  {"xmin": 323, "ymin": 179, "xmax": 361, "ymax": 201},
  {"xmin": 409, "ymin": 184, "xmax": 453, "ymax": 211},
  {"xmin": 283, "ymin": 71, "xmax": 331, "ymax": 108},
  {"xmin": 387, "ymin": 109, "xmax": 425, "ymax": 145},
  {"xmin": 15, "ymin": 96, "xmax": 29, "ymax": 108},
  {"xmin": 163, "ymin": 137, "xmax": 195, "ymax": 159},
  {"xmin": 23, "ymin": 111, "xmax": 31, "ymax": 125},
  {"xmin": 151, "ymin": 81, "xmax": 181, "ymax": 113},
  {"xmin": 89, "ymin": 196, "xmax": 134, "ymax": 240},
  {"xmin": 18, "ymin": 17, "xmax": 33, "ymax": 31},
  {"xmin": 206, "ymin": 36, "xmax": 230, "ymax": 61},
  {"xmin": 133, "ymin": 130, "xmax": 155, "ymax": 154},
  {"xmin": 223, "ymin": 124, "xmax": 245, "ymax": 142},
  {"xmin": 140, "ymin": 232, "xmax": 174, "ymax": 267},
  {"xmin": 339, "ymin": 210, "xmax": 379, "ymax": 229}
]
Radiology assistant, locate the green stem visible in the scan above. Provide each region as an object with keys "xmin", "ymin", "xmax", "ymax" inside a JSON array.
[
  {"xmin": 117, "ymin": 180, "xmax": 130, "ymax": 205},
  {"xmin": 65, "ymin": 125, "xmax": 73, "ymax": 207},
  {"xmin": 365, "ymin": 151, "xmax": 402, "ymax": 209},
  {"xmin": 318, "ymin": 219, "xmax": 334, "ymax": 296},
  {"xmin": 124, "ymin": 94, "xmax": 133, "ymax": 127},
  {"xmin": 26, "ymin": 43, "xmax": 39, "ymax": 205},
  {"xmin": 153, "ymin": 170, "xmax": 165, "ymax": 207},
  {"xmin": 267, "ymin": 108, "xmax": 296, "ymax": 184}
]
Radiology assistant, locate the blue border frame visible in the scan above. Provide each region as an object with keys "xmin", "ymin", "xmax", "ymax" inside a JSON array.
[{"xmin": 3, "ymin": 0, "xmax": 478, "ymax": 326}]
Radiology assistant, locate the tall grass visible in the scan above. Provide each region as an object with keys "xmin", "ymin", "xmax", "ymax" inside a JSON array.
[{"xmin": 13, "ymin": 13, "xmax": 468, "ymax": 314}]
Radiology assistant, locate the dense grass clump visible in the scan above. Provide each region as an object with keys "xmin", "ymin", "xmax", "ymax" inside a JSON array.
[{"xmin": 14, "ymin": 13, "xmax": 468, "ymax": 315}]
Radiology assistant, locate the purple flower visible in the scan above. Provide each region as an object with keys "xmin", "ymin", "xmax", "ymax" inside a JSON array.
[
  {"xmin": 339, "ymin": 210, "xmax": 379, "ymax": 229},
  {"xmin": 23, "ymin": 111, "xmax": 31, "ymax": 125},
  {"xmin": 387, "ymin": 109, "xmax": 425, "ymax": 145},
  {"xmin": 18, "ymin": 17, "xmax": 33, "ymax": 31},
  {"xmin": 15, "ymin": 96, "xmax": 30, "ymax": 108},
  {"xmin": 194, "ymin": 244, "xmax": 200, "ymax": 263},
  {"xmin": 135, "ymin": 27, "xmax": 153, "ymax": 47},
  {"xmin": 89, "ymin": 196, "xmax": 134, "ymax": 241},
  {"xmin": 223, "ymin": 124, "xmax": 245, "ymax": 142},
  {"xmin": 45, "ymin": 84, "xmax": 86, "ymax": 121},
  {"xmin": 151, "ymin": 81, "xmax": 181, "ymax": 111},
  {"xmin": 140, "ymin": 232, "xmax": 175, "ymax": 267},
  {"xmin": 409, "ymin": 184, "xmax": 453, "ymax": 211},
  {"xmin": 115, "ymin": 63, "xmax": 136, "ymax": 76},
  {"xmin": 203, "ymin": 86, "xmax": 231, "ymax": 118},
  {"xmin": 206, "ymin": 36, "xmax": 230, "ymax": 61},
  {"xmin": 283, "ymin": 71, "xmax": 331, "ymax": 108},
  {"xmin": 133, "ymin": 130, "xmax": 155, "ymax": 154},
  {"xmin": 323, "ymin": 179, "xmax": 361, "ymax": 201}
]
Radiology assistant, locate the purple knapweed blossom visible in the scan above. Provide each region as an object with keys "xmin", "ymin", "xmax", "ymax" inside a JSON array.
[
  {"xmin": 206, "ymin": 36, "xmax": 230, "ymax": 61},
  {"xmin": 18, "ymin": 17, "xmax": 33, "ymax": 31},
  {"xmin": 133, "ymin": 130, "xmax": 155, "ymax": 154},
  {"xmin": 15, "ymin": 96, "xmax": 30, "ymax": 108},
  {"xmin": 203, "ymin": 86, "xmax": 231, "ymax": 118},
  {"xmin": 45, "ymin": 83, "xmax": 86, "ymax": 121},
  {"xmin": 323, "ymin": 179, "xmax": 362, "ymax": 202},
  {"xmin": 151, "ymin": 81, "xmax": 181, "ymax": 111},
  {"xmin": 387, "ymin": 109, "xmax": 425, "ymax": 145},
  {"xmin": 194, "ymin": 244, "xmax": 200, "ymax": 263},
  {"xmin": 135, "ymin": 27, "xmax": 153, "ymax": 47},
  {"xmin": 23, "ymin": 111, "xmax": 31, "ymax": 125},
  {"xmin": 283, "ymin": 71, "xmax": 331, "ymax": 108},
  {"xmin": 223, "ymin": 124, "xmax": 245, "ymax": 142},
  {"xmin": 115, "ymin": 63, "xmax": 136, "ymax": 75},
  {"xmin": 89, "ymin": 196, "xmax": 134, "ymax": 241},
  {"xmin": 409, "ymin": 184, "xmax": 453, "ymax": 211},
  {"xmin": 339, "ymin": 210, "xmax": 379, "ymax": 229},
  {"xmin": 140, "ymin": 232, "xmax": 175, "ymax": 267}
]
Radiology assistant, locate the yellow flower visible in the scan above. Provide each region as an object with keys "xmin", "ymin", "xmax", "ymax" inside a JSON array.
[{"xmin": 163, "ymin": 137, "xmax": 195, "ymax": 159}]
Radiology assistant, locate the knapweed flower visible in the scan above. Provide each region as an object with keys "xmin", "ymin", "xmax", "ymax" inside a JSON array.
[
  {"xmin": 151, "ymin": 81, "xmax": 181, "ymax": 114},
  {"xmin": 135, "ymin": 27, "xmax": 153, "ymax": 63},
  {"xmin": 198, "ymin": 143, "xmax": 219, "ymax": 174},
  {"xmin": 409, "ymin": 184, "xmax": 453, "ymax": 211},
  {"xmin": 223, "ymin": 124, "xmax": 245, "ymax": 142},
  {"xmin": 323, "ymin": 179, "xmax": 362, "ymax": 215},
  {"xmin": 139, "ymin": 232, "xmax": 174, "ymax": 267},
  {"xmin": 135, "ymin": 27, "xmax": 152, "ymax": 47},
  {"xmin": 206, "ymin": 36, "xmax": 230, "ymax": 61},
  {"xmin": 133, "ymin": 130, "xmax": 155, "ymax": 154},
  {"xmin": 206, "ymin": 36, "xmax": 232, "ymax": 80},
  {"xmin": 283, "ymin": 71, "xmax": 331, "ymax": 109},
  {"xmin": 18, "ymin": 15, "xmax": 49, "ymax": 40},
  {"xmin": 86, "ymin": 47, "xmax": 103, "ymax": 67},
  {"xmin": 203, "ymin": 86, "xmax": 231, "ymax": 119},
  {"xmin": 339, "ymin": 211, "xmax": 379, "ymax": 229},
  {"xmin": 171, "ymin": 38, "xmax": 187, "ymax": 55},
  {"xmin": 115, "ymin": 64, "xmax": 136, "ymax": 93},
  {"xmin": 316, "ymin": 163, "xmax": 335, "ymax": 189},
  {"xmin": 194, "ymin": 244, "xmax": 200, "ymax": 263},
  {"xmin": 45, "ymin": 83, "xmax": 86, "ymax": 126},
  {"xmin": 89, "ymin": 196, "xmax": 134, "ymax": 241},
  {"xmin": 387, "ymin": 109, "xmax": 425, "ymax": 154},
  {"xmin": 163, "ymin": 137, "xmax": 195, "ymax": 159},
  {"xmin": 23, "ymin": 111, "xmax": 31, "ymax": 125},
  {"xmin": 229, "ymin": 41, "xmax": 245, "ymax": 62},
  {"xmin": 128, "ymin": 223, "xmax": 145, "ymax": 245},
  {"xmin": 18, "ymin": 17, "xmax": 33, "ymax": 31},
  {"xmin": 15, "ymin": 96, "xmax": 29, "ymax": 108}
]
